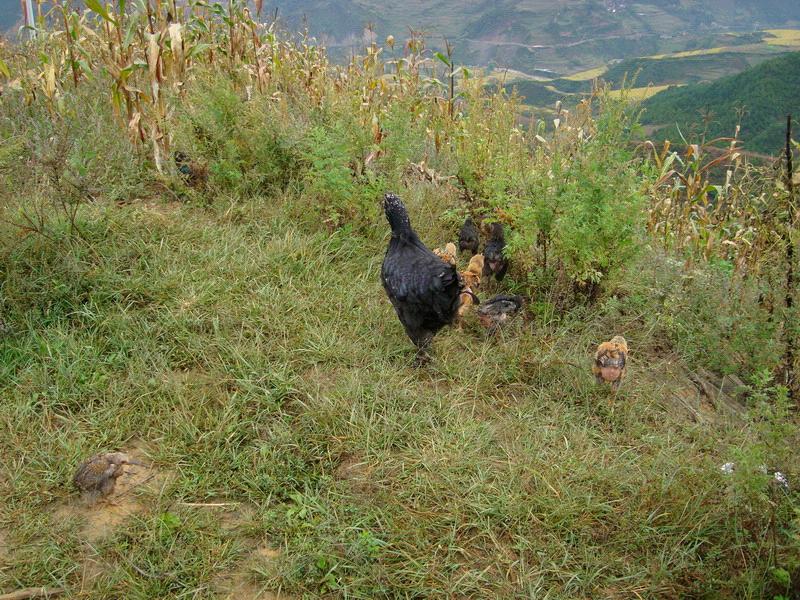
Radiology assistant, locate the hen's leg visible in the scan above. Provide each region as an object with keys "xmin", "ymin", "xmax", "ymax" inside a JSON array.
[
  {"xmin": 411, "ymin": 332, "xmax": 433, "ymax": 367},
  {"xmin": 495, "ymin": 261, "xmax": 509, "ymax": 281}
]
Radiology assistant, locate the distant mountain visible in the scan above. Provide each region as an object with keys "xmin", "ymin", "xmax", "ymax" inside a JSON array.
[
  {"xmin": 640, "ymin": 51, "xmax": 800, "ymax": 155},
  {"xmin": 1, "ymin": 0, "xmax": 23, "ymax": 32},
  {"xmin": 266, "ymin": 0, "xmax": 800, "ymax": 73},
  {"xmin": 4, "ymin": 1, "xmax": 800, "ymax": 75}
]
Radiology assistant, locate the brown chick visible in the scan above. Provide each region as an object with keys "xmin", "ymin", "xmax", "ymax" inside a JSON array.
[
  {"xmin": 73, "ymin": 452, "xmax": 143, "ymax": 504},
  {"xmin": 457, "ymin": 254, "xmax": 484, "ymax": 318},
  {"xmin": 433, "ymin": 242, "xmax": 458, "ymax": 266},
  {"xmin": 593, "ymin": 335, "xmax": 628, "ymax": 391}
]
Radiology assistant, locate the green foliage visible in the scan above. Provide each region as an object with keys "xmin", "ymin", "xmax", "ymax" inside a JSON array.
[
  {"xmin": 641, "ymin": 52, "xmax": 800, "ymax": 154},
  {"xmin": 551, "ymin": 117, "xmax": 644, "ymax": 285},
  {"xmin": 613, "ymin": 251, "xmax": 781, "ymax": 376},
  {"xmin": 603, "ymin": 51, "xmax": 757, "ymax": 88},
  {"xmin": 174, "ymin": 75, "xmax": 303, "ymax": 196},
  {"xmin": 300, "ymin": 121, "xmax": 381, "ymax": 229},
  {"xmin": 484, "ymin": 94, "xmax": 647, "ymax": 296}
]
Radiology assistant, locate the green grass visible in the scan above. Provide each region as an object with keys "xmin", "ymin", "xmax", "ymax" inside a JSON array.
[
  {"xmin": 0, "ymin": 186, "xmax": 797, "ymax": 598},
  {"xmin": 0, "ymin": 21, "xmax": 798, "ymax": 596}
]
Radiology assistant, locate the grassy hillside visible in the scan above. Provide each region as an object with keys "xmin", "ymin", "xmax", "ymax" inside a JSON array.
[
  {"xmin": 602, "ymin": 49, "xmax": 780, "ymax": 87},
  {"xmin": 489, "ymin": 28, "xmax": 800, "ymax": 111},
  {"xmin": 641, "ymin": 51, "xmax": 800, "ymax": 154},
  {"xmin": 1, "ymin": 4, "xmax": 799, "ymax": 598}
]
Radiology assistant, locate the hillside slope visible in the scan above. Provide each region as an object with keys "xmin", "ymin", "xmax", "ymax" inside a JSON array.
[
  {"xmin": 269, "ymin": 0, "xmax": 800, "ymax": 73},
  {"xmin": 641, "ymin": 51, "xmax": 800, "ymax": 154}
]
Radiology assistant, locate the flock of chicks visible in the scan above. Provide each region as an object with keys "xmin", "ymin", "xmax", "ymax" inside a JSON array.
[
  {"xmin": 380, "ymin": 193, "xmax": 628, "ymax": 391},
  {"xmin": 71, "ymin": 192, "xmax": 626, "ymax": 506}
]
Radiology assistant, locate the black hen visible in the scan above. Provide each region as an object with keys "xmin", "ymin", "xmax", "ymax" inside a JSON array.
[
  {"xmin": 381, "ymin": 193, "xmax": 463, "ymax": 364},
  {"xmin": 458, "ymin": 217, "xmax": 480, "ymax": 256},
  {"xmin": 483, "ymin": 222, "xmax": 508, "ymax": 281},
  {"xmin": 477, "ymin": 294, "xmax": 524, "ymax": 333}
]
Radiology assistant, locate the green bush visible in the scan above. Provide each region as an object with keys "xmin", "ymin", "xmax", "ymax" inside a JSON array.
[{"xmin": 174, "ymin": 76, "xmax": 304, "ymax": 196}]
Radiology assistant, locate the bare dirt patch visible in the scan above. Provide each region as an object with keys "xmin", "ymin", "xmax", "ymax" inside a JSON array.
[
  {"xmin": 335, "ymin": 453, "xmax": 375, "ymax": 495},
  {"xmin": 216, "ymin": 543, "xmax": 294, "ymax": 600},
  {"xmin": 76, "ymin": 556, "xmax": 109, "ymax": 595}
]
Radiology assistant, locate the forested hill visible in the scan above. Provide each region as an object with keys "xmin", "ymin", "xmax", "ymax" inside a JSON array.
[{"xmin": 641, "ymin": 51, "xmax": 800, "ymax": 155}]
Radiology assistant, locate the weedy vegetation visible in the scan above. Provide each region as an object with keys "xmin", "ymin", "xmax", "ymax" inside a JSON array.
[{"xmin": 0, "ymin": 2, "xmax": 798, "ymax": 598}]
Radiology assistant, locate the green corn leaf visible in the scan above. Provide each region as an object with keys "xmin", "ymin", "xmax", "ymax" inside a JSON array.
[
  {"xmin": 84, "ymin": 0, "xmax": 117, "ymax": 25},
  {"xmin": 187, "ymin": 43, "xmax": 212, "ymax": 59},
  {"xmin": 433, "ymin": 51, "xmax": 451, "ymax": 67},
  {"xmin": 0, "ymin": 59, "xmax": 10, "ymax": 79}
]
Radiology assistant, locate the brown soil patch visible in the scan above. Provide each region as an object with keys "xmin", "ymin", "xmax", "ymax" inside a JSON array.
[
  {"xmin": 216, "ymin": 543, "xmax": 294, "ymax": 600},
  {"xmin": 335, "ymin": 453, "xmax": 376, "ymax": 495},
  {"xmin": 218, "ymin": 579, "xmax": 288, "ymax": 600},
  {"xmin": 0, "ymin": 530, "xmax": 8, "ymax": 564},
  {"xmin": 76, "ymin": 556, "xmax": 109, "ymax": 594},
  {"xmin": 55, "ymin": 444, "xmax": 173, "ymax": 543}
]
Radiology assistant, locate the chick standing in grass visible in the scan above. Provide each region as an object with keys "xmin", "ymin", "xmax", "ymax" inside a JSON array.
[
  {"xmin": 458, "ymin": 217, "xmax": 480, "ymax": 256},
  {"xmin": 593, "ymin": 336, "xmax": 628, "ymax": 391},
  {"xmin": 457, "ymin": 254, "xmax": 484, "ymax": 319},
  {"xmin": 73, "ymin": 452, "xmax": 142, "ymax": 504},
  {"xmin": 433, "ymin": 242, "xmax": 458, "ymax": 266},
  {"xmin": 482, "ymin": 222, "xmax": 509, "ymax": 281}
]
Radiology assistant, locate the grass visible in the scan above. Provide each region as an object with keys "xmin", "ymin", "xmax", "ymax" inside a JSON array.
[
  {"xmin": 764, "ymin": 28, "xmax": 800, "ymax": 46},
  {"xmin": 0, "ymin": 186, "xmax": 797, "ymax": 598},
  {"xmin": 606, "ymin": 84, "xmax": 675, "ymax": 100},
  {"xmin": 648, "ymin": 46, "xmax": 728, "ymax": 60},
  {"xmin": 0, "ymin": 14, "xmax": 798, "ymax": 596},
  {"xmin": 563, "ymin": 66, "xmax": 608, "ymax": 81}
]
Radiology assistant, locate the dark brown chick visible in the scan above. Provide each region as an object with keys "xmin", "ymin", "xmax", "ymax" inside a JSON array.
[
  {"xmin": 73, "ymin": 452, "xmax": 142, "ymax": 504},
  {"xmin": 458, "ymin": 217, "xmax": 480, "ymax": 256},
  {"xmin": 476, "ymin": 294, "xmax": 523, "ymax": 333},
  {"xmin": 482, "ymin": 223, "xmax": 508, "ymax": 281},
  {"xmin": 593, "ymin": 335, "xmax": 628, "ymax": 391},
  {"xmin": 174, "ymin": 151, "xmax": 208, "ymax": 189}
]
